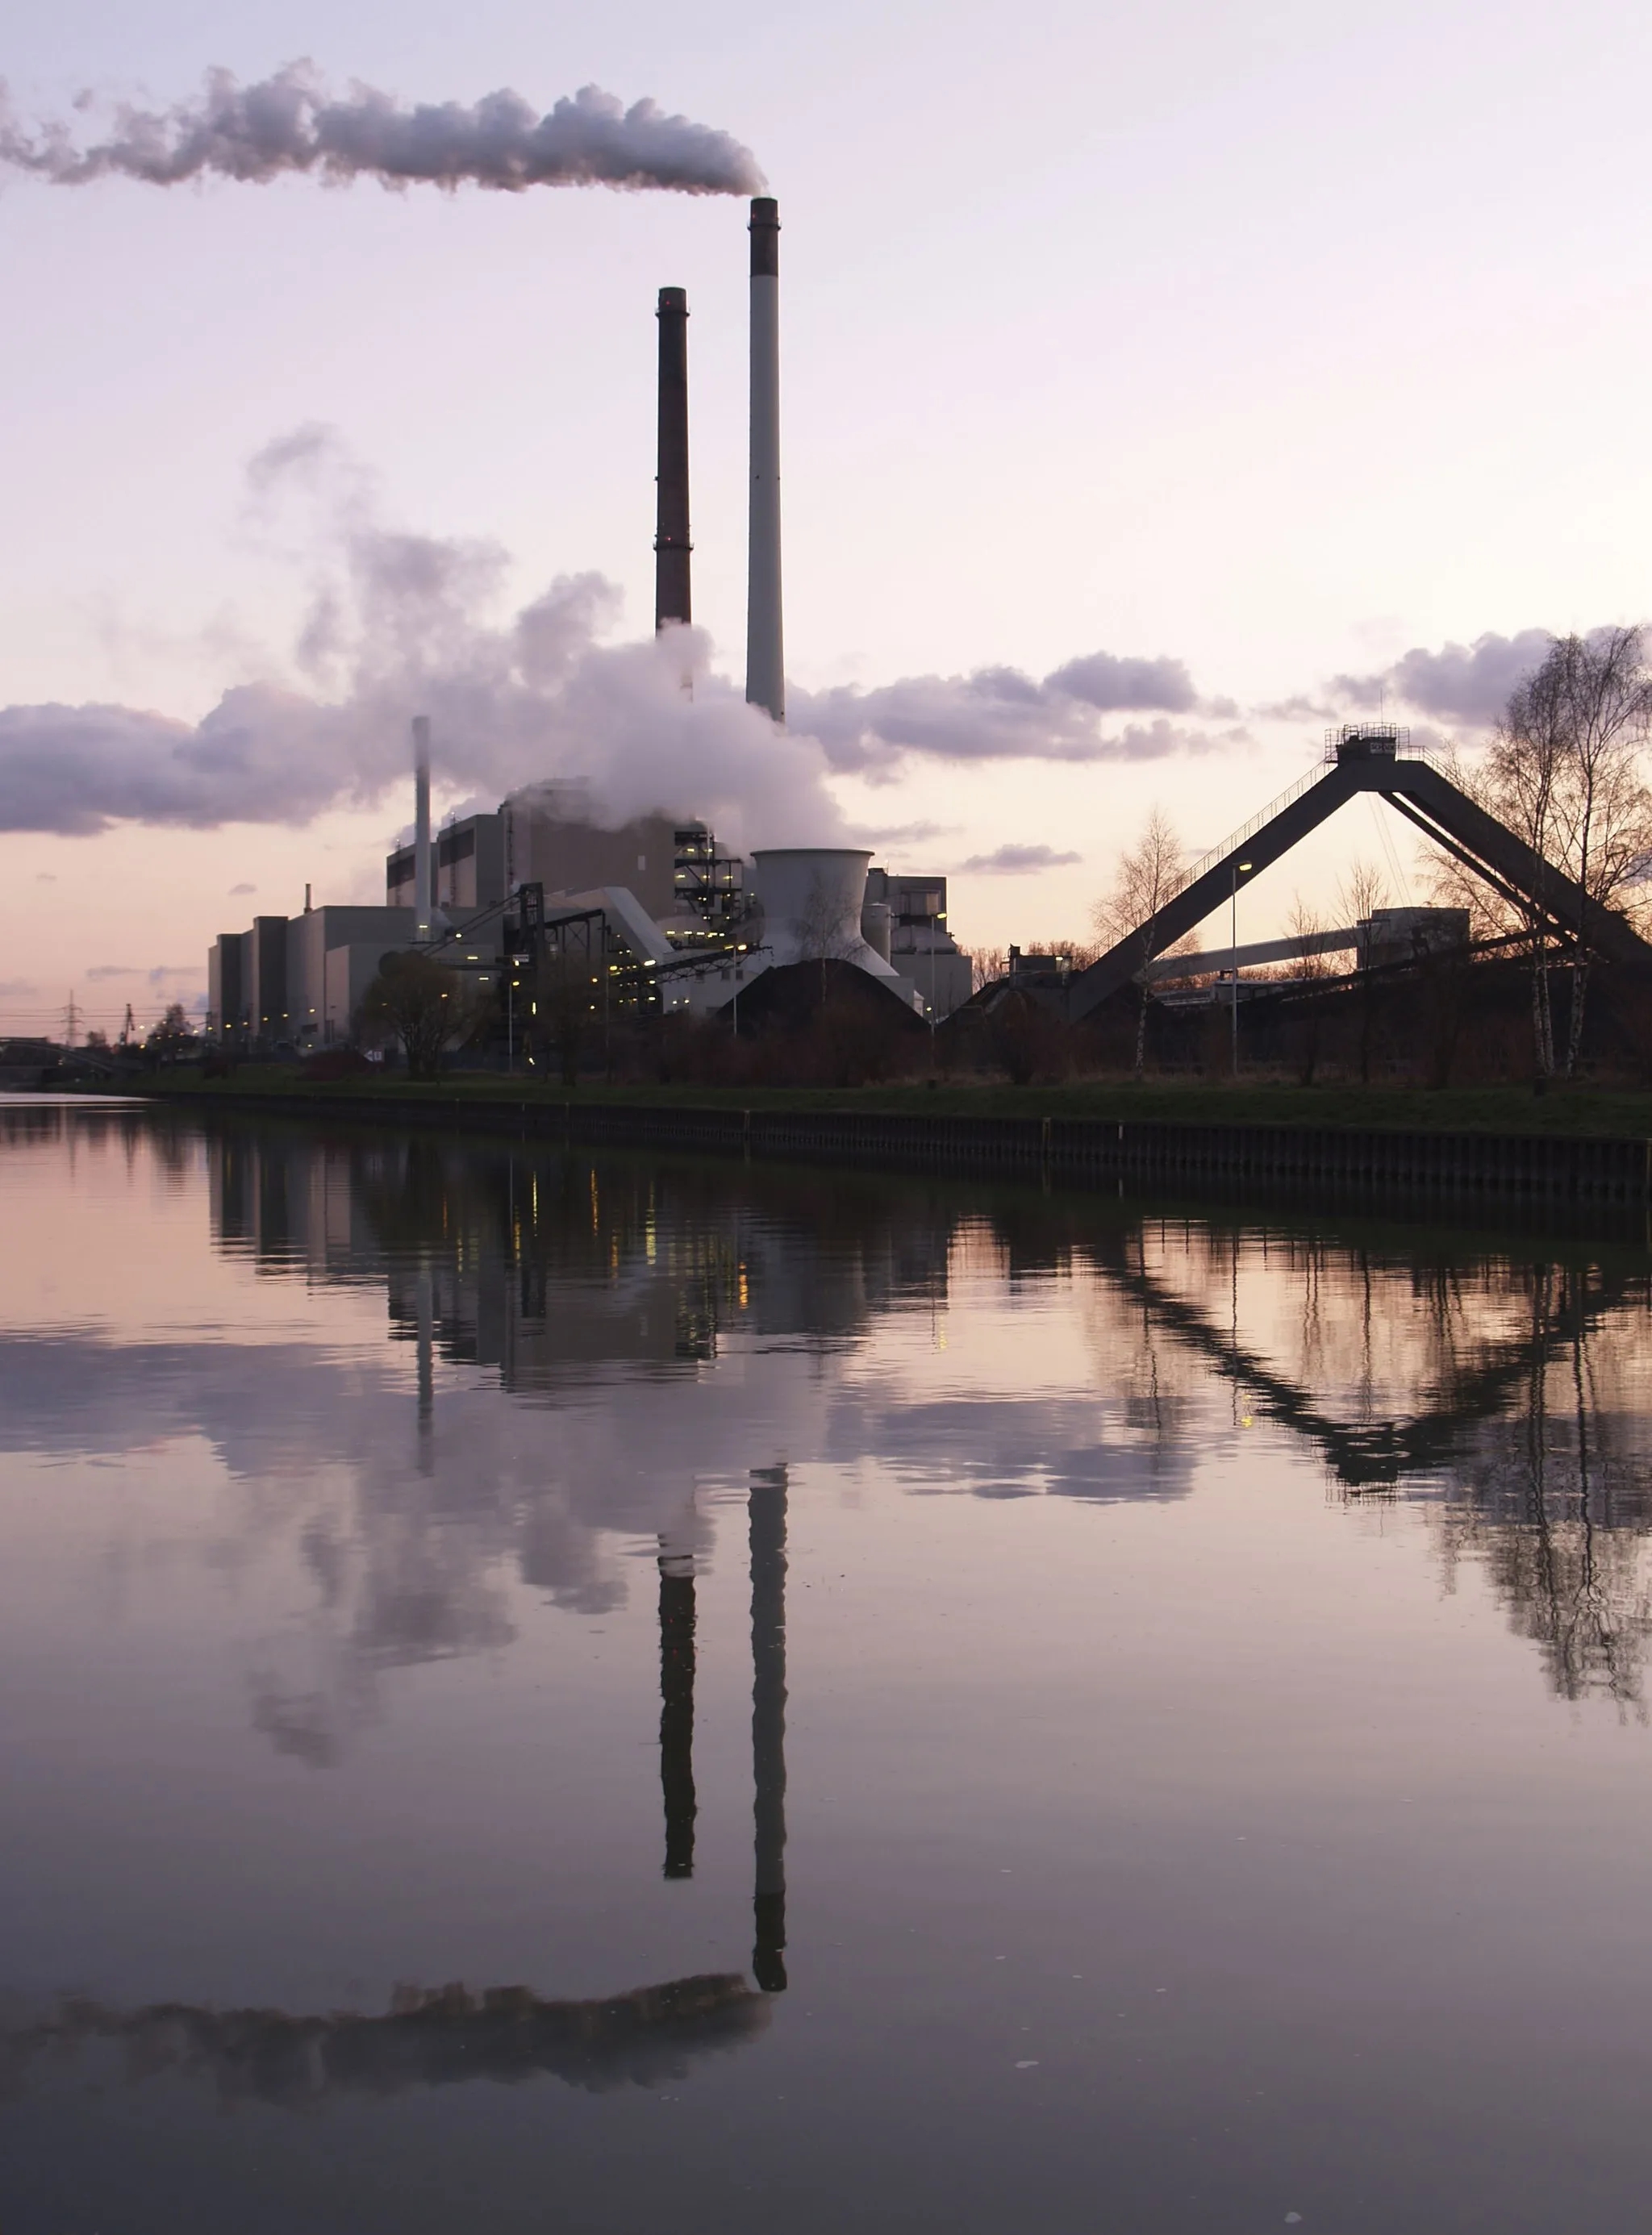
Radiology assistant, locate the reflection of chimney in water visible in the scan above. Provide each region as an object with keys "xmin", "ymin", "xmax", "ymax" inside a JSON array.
[
  {"xmin": 749, "ymin": 1464, "xmax": 788, "ymax": 1991},
  {"xmin": 658, "ymin": 1545, "xmax": 697, "ymax": 1878},
  {"xmin": 415, "ymin": 1263, "xmax": 435, "ymax": 1476}
]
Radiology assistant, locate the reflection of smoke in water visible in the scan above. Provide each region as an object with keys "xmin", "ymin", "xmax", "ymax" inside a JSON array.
[{"xmin": 2, "ymin": 1974, "xmax": 770, "ymax": 2104}]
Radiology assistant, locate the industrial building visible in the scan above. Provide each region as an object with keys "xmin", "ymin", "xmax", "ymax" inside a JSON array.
[
  {"xmin": 210, "ymin": 904, "xmax": 419, "ymax": 1050},
  {"xmin": 207, "ymin": 194, "xmax": 974, "ymax": 1056}
]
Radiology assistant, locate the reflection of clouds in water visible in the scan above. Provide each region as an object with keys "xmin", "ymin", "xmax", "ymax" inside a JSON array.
[
  {"xmin": 826, "ymin": 1392, "xmax": 1201, "ymax": 1503},
  {"xmin": 10, "ymin": 1120, "xmax": 1652, "ymax": 1718},
  {"xmin": 1, "ymin": 1974, "xmax": 770, "ymax": 2106}
]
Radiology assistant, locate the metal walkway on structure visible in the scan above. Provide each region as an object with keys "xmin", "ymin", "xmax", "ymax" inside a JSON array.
[{"xmin": 1066, "ymin": 729, "xmax": 1652, "ymax": 1020}]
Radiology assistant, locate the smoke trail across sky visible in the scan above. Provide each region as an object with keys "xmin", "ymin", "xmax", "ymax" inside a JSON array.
[{"xmin": 0, "ymin": 64, "xmax": 765, "ymax": 195}]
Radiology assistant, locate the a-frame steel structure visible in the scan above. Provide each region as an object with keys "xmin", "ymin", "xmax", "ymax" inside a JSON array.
[{"xmin": 1066, "ymin": 728, "xmax": 1652, "ymax": 1020}]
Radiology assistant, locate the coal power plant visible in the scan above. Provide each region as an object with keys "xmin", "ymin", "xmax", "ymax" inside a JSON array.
[
  {"xmin": 208, "ymin": 195, "xmax": 972, "ymax": 1060},
  {"xmin": 201, "ymin": 190, "xmax": 1640, "ymax": 1086}
]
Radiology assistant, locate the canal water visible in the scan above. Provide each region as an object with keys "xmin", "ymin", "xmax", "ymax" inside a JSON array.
[{"xmin": 3, "ymin": 1099, "xmax": 1652, "ymax": 2233}]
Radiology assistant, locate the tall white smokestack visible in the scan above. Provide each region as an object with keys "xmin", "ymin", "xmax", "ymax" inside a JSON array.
[
  {"xmin": 745, "ymin": 196, "xmax": 784, "ymax": 724},
  {"xmin": 412, "ymin": 715, "xmax": 433, "ymax": 942}
]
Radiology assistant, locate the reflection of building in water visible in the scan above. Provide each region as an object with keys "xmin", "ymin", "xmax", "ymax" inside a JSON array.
[{"xmin": 189, "ymin": 1121, "xmax": 1652, "ymax": 1716}]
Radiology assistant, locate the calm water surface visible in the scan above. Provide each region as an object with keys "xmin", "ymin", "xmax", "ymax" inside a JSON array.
[{"xmin": 3, "ymin": 1100, "xmax": 1652, "ymax": 2232}]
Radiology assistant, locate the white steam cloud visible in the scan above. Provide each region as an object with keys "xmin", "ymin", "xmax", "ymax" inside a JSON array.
[
  {"xmin": 0, "ymin": 64, "xmax": 764, "ymax": 196},
  {"xmin": 0, "ymin": 430, "xmax": 1228, "ymax": 840}
]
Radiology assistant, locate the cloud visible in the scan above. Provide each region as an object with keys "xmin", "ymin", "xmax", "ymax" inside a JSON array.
[
  {"xmin": 960, "ymin": 843, "xmax": 1083, "ymax": 874},
  {"xmin": 791, "ymin": 655, "xmax": 1242, "ymax": 775},
  {"xmin": 1333, "ymin": 629, "xmax": 1553, "ymax": 728},
  {"xmin": 0, "ymin": 978, "xmax": 38, "ymax": 997},
  {"xmin": 1042, "ymin": 652, "xmax": 1197, "ymax": 713},
  {"xmin": 0, "ymin": 430, "xmax": 1233, "ymax": 840},
  {"xmin": 83, "ymin": 963, "xmax": 195, "ymax": 993},
  {"xmin": 1254, "ymin": 693, "xmax": 1337, "ymax": 723},
  {"xmin": 229, "ymin": 882, "xmax": 256, "ymax": 894},
  {"xmin": 35, "ymin": 871, "xmax": 55, "ymax": 882},
  {"xmin": 842, "ymin": 819, "xmax": 952, "ymax": 849}
]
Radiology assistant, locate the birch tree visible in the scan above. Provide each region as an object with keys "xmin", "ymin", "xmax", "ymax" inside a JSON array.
[
  {"xmin": 1428, "ymin": 631, "xmax": 1652, "ymax": 1074},
  {"xmin": 1092, "ymin": 808, "xmax": 1186, "ymax": 1077}
]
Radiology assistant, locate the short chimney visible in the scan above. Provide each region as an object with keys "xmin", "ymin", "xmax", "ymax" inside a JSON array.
[{"xmin": 412, "ymin": 715, "xmax": 432, "ymax": 941}]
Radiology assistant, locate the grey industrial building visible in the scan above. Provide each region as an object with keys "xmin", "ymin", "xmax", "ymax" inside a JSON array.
[
  {"xmin": 209, "ymin": 780, "xmax": 972, "ymax": 1052},
  {"xmin": 210, "ymin": 905, "xmax": 423, "ymax": 1049}
]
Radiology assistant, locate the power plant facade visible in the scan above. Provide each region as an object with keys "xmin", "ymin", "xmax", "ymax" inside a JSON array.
[{"xmin": 206, "ymin": 198, "xmax": 974, "ymax": 1054}]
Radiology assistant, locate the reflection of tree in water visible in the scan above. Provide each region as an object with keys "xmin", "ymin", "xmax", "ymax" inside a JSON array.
[
  {"xmin": 1, "ymin": 1973, "xmax": 769, "ymax": 2106},
  {"xmin": 1433, "ymin": 1267, "xmax": 1652, "ymax": 1708},
  {"xmin": 1097, "ymin": 1217, "xmax": 1652, "ymax": 1706}
]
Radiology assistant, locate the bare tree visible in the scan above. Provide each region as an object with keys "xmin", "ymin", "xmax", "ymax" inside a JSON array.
[
  {"xmin": 357, "ymin": 953, "xmax": 477, "ymax": 1081},
  {"xmin": 1283, "ymin": 894, "xmax": 1331, "ymax": 1082},
  {"xmin": 1467, "ymin": 664, "xmax": 1568, "ymax": 1070},
  {"xmin": 1333, "ymin": 859, "xmax": 1391, "ymax": 1084},
  {"xmin": 1334, "ymin": 857, "xmax": 1391, "ymax": 928},
  {"xmin": 790, "ymin": 872, "xmax": 861, "ymax": 1005},
  {"xmin": 1092, "ymin": 807, "xmax": 1186, "ymax": 1077},
  {"xmin": 1549, "ymin": 629, "xmax": 1652, "ymax": 1070},
  {"xmin": 971, "ymin": 942, "xmax": 1102, "ymax": 994},
  {"xmin": 1426, "ymin": 632, "xmax": 1652, "ymax": 1075},
  {"xmin": 1284, "ymin": 892, "xmax": 1333, "ymax": 978}
]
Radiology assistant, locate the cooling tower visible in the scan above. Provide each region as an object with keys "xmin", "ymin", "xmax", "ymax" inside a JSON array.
[{"xmin": 749, "ymin": 851, "xmax": 925, "ymax": 1011}]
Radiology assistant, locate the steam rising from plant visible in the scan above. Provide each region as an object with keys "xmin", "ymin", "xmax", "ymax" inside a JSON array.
[
  {"xmin": 0, "ymin": 65, "xmax": 765, "ymax": 196},
  {"xmin": 0, "ymin": 432, "xmax": 1229, "ymax": 840}
]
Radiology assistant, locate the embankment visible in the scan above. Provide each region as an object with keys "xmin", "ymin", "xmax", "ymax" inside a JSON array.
[{"xmin": 136, "ymin": 1078, "xmax": 1652, "ymax": 1206}]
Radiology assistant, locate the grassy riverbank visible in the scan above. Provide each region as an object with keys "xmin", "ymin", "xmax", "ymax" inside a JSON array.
[{"xmin": 137, "ymin": 1067, "xmax": 1652, "ymax": 1138}]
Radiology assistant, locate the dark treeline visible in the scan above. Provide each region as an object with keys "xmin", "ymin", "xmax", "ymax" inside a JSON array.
[{"xmin": 514, "ymin": 953, "xmax": 1652, "ymax": 1093}]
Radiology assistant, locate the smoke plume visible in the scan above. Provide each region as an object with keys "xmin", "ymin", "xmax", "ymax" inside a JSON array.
[
  {"xmin": 0, "ymin": 431, "xmax": 1228, "ymax": 840},
  {"xmin": 0, "ymin": 425, "xmax": 839, "ymax": 845},
  {"xmin": 0, "ymin": 65, "xmax": 764, "ymax": 196}
]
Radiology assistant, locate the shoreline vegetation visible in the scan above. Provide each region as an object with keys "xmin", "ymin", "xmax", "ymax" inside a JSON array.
[{"xmin": 131, "ymin": 1067, "xmax": 1652, "ymax": 1141}]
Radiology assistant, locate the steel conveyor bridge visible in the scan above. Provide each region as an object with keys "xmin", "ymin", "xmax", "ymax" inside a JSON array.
[{"xmin": 1066, "ymin": 730, "xmax": 1652, "ymax": 1020}]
